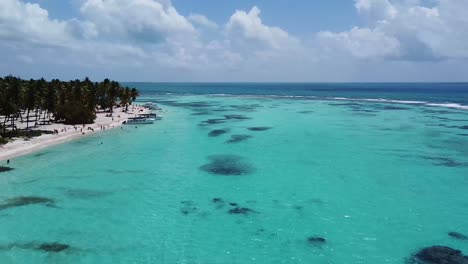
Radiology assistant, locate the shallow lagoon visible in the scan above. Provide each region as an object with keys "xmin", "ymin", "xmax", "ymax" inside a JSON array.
[{"xmin": 1, "ymin": 94, "xmax": 468, "ymax": 263}]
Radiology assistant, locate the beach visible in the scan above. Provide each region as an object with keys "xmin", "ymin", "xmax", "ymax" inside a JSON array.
[{"xmin": 0, "ymin": 105, "xmax": 149, "ymax": 161}]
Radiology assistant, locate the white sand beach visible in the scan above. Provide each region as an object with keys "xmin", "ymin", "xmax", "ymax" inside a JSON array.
[{"xmin": 0, "ymin": 105, "xmax": 149, "ymax": 161}]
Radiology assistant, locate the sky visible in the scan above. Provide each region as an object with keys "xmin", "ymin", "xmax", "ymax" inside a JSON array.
[{"xmin": 0, "ymin": 0, "xmax": 467, "ymax": 82}]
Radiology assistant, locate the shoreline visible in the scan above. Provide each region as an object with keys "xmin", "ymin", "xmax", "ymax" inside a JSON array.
[{"xmin": 0, "ymin": 105, "xmax": 149, "ymax": 161}]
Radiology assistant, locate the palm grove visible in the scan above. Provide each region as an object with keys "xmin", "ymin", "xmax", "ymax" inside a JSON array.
[{"xmin": 0, "ymin": 76, "xmax": 139, "ymax": 142}]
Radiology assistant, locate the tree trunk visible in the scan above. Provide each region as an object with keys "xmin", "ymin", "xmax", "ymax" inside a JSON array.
[
  {"xmin": 26, "ymin": 109, "xmax": 30, "ymax": 129},
  {"xmin": 34, "ymin": 109, "xmax": 39, "ymax": 127},
  {"xmin": 2, "ymin": 116, "xmax": 7, "ymax": 134},
  {"xmin": 10, "ymin": 115, "xmax": 15, "ymax": 131}
]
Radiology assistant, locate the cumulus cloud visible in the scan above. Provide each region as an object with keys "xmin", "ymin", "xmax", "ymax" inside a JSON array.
[
  {"xmin": 317, "ymin": 0, "xmax": 468, "ymax": 60},
  {"xmin": 188, "ymin": 14, "xmax": 218, "ymax": 29},
  {"xmin": 355, "ymin": 0, "xmax": 397, "ymax": 20},
  {"xmin": 226, "ymin": 6, "xmax": 298, "ymax": 50},
  {"xmin": 318, "ymin": 27, "xmax": 400, "ymax": 59},
  {"xmin": 80, "ymin": 0, "xmax": 196, "ymax": 43},
  {"xmin": 0, "ymin": 0, "xmax": 468, "ymax": 81},
  {"xmin": 0, "ymin": 0, "xmax": 74, "ymax": 46}
]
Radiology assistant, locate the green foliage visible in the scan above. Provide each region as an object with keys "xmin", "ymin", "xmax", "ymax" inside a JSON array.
[
  {"xmin": 1, "ymin": 130, "xmax": 53, "ymax": 140},
  {"xmin": 0, "ymin": 75, "xmax": 139, "ymax": 136},
  {"xmin": 55, "ymin": 101, "xmax": 96, "ymax": 124}
]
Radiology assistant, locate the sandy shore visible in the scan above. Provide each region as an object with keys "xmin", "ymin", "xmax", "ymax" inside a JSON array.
[{"xmin": 0, "ymin": 105, "xmax": 149, "ymax": 161}]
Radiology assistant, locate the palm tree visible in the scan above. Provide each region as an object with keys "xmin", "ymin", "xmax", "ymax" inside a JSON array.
[
  {"xmin": 43, "ymin": 80, "xmax": 58, "ymax": 123},
  {"xmin": 120, "ymin": 87, "xmax": 131, "ymax": 112},
  {"xmin": 23, "ymin": 79, "xmax": 37, "ymax": 129},
  {"xmin": 0, "ymin": 75, "xmax": 139, "ymax": 137},
  {"xmin": 4, "ymin": 76, "xmax": 22, "ymax": 131},
  {"xmin": 130, "ymin": 88, "xmax": 139, "ymax": 103},
  {"xmin": 107, "ymin": 80, "xmax": 119, "ymax": 113}
]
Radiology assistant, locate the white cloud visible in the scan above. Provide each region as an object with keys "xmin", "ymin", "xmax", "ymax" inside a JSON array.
[
  {"xmin": 0, "ymin": 0, "xmax": 74, "ymax": 46},
  {"xmin": 1, "ymin": 0, "xmax": 468, "ymax": 81},
  {"xmin": 355, "ymin": 0, "xmax": 397, "ymax": 20},
  {"xmin": 319, "ymin": 0, "xmax": 468, "ymax": 60},
  {"xmin": 318, "ymin": 27, "xmax": 400, "ymax": 59},
  {"xmin": 188, "ymin": 14, "xmax": 218, "ymax": 29},
  {"xmin": 80, "ymin": 0, "xmax": 196, "ymax": 43},
  {"xmin": 226, "ymin": 6, "xmax": 297, "ymax": 50}
]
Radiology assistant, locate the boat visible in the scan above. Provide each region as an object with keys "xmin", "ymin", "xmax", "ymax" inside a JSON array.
[
  {"xmin": 123, "ymin": 117, "xmax": 154, "ymax": 125},
  {"xmin": 138, "ymin": 113, "xmax": 162, "ymax": 120},
  {"xmin": 143, "ymin": 102, "xmax": 162, "ymax": 110}
]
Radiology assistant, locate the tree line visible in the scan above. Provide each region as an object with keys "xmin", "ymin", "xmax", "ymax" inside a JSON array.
[{"xmin": 0, "ymin": 76, "xmax": 139, "ymax": 136}]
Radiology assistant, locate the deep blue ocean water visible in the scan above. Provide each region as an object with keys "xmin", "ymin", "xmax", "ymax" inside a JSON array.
[{"xmin": 127, "ymin": 83, "xmax": 468, "ymax": 107}]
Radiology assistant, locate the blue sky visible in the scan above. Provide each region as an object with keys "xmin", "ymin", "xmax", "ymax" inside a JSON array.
[{"xmin": 1, "ymin": 0, "xmax": 467, "ymax": 82}]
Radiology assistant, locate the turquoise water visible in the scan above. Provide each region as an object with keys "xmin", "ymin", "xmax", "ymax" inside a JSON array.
[{"xmin": 1, "ymin": 90, "xmax": 468, "ymax": 263}]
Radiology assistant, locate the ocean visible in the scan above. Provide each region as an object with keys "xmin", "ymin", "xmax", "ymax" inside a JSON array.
[{"xmin": 1, "ymin": 83, "xmax": 468, "ymax": 263}]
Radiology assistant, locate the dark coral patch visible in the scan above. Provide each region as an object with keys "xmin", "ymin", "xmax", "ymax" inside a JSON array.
[
  {"xmin": 247, "ymin": 127, "xmax": 272, "ymax": 131},
  {"xmin": 192, "ymin": 111, "xmax": 212, "ymax": 116},
  {"xmin": 212, "ymin": 198, "xmax": 225, "ymax": 209},
  {"xmin": 181, "ymin": 200, "xmax": 195, "ymax": 206},
  {"xmin": 350, "ymin": 108, "xmax": 379, "ymax": 113},
  {"xmin": 33, "ymin": 152, "xmax": 49, "ymax": 157},
  {"xmin": 180, "ymin": 201, "xmax": 198, "ymax": 215},
  {"xmin": 200, "ymin": 155, "xmax": 255, "ymax": 176},
  {"xmin": 226, "ymin": 135, "xmax": 252, "ymax": 144},
  {"xmin": 421, "ymin": 156, "xmax": 466, "ymax": 167},
  {"xmin": 307, "ymin": 236, "xmax": 327, "ymax": 245},
  {"xmin": 228, "ymin": 207, "xmax": 258, "ymax": 215},
  {"xmin": 449, "ymin": 232, "xmax": 468, "ymax": 241},
  {"xmin": 199, "ymin": 119, "xmax": 227, "ymax": 126},
  {"xmin": 200, "ymin": 115, "xmax": 252, "ymax": 126},
  {"xmin": 382, "ymin": 106, "xmax": 409, "ymax": 110},
  {"xmin": 183, "ymin": 102, "xmax": 216, "ymax": 108},
  {"xmin": 0, "ymin": 242, "xmax": 70, "ymax": 253},
  {"xmin": 410, "ymin": 246, "xmax": 468, "ymax": 264},
  {"xmin": 0, "ymin": 166, "xmax": 14, "ymax": 173},
  {"xmin": 180, "ymin": 207, "xmax": 197, "ymax": 215},
  {"xmin": 37, "ymin": 243, "xmax": 69, "ymax": 252},
  {"xmin": 224, "ymin": 115, "xmax": 252, "ymax": 120},
  {"xmin": 157, "ymin": 100, "xmax": 217, "ymax": 109},
  {"xmin": 0, "ymin": 196, "xmax": 56, "ymax": 211},
  {"xmin": 209, "ymin": 129, "xmax": 229, "ymax": 137},
  {"xmin": 212, "ymin": 198, "xmax": 223, "ymax": 203},
  {"xmin": 297, "ymin": 111, "xmax": 314, "ymax": 114},
  {"xmin": 421, "ymin": 108, "xmax": 455, "ymax": 114},
  {"xmin": 329, "ymin": 102, "xmax": 362, "ymax": 107},
  {"xmin": 212, "ymin": 108, "xmax": 231, "ymax": 112},
  {"xmin": 229, "ymin": 104, "xmax": 260, "ymax": 112}
]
